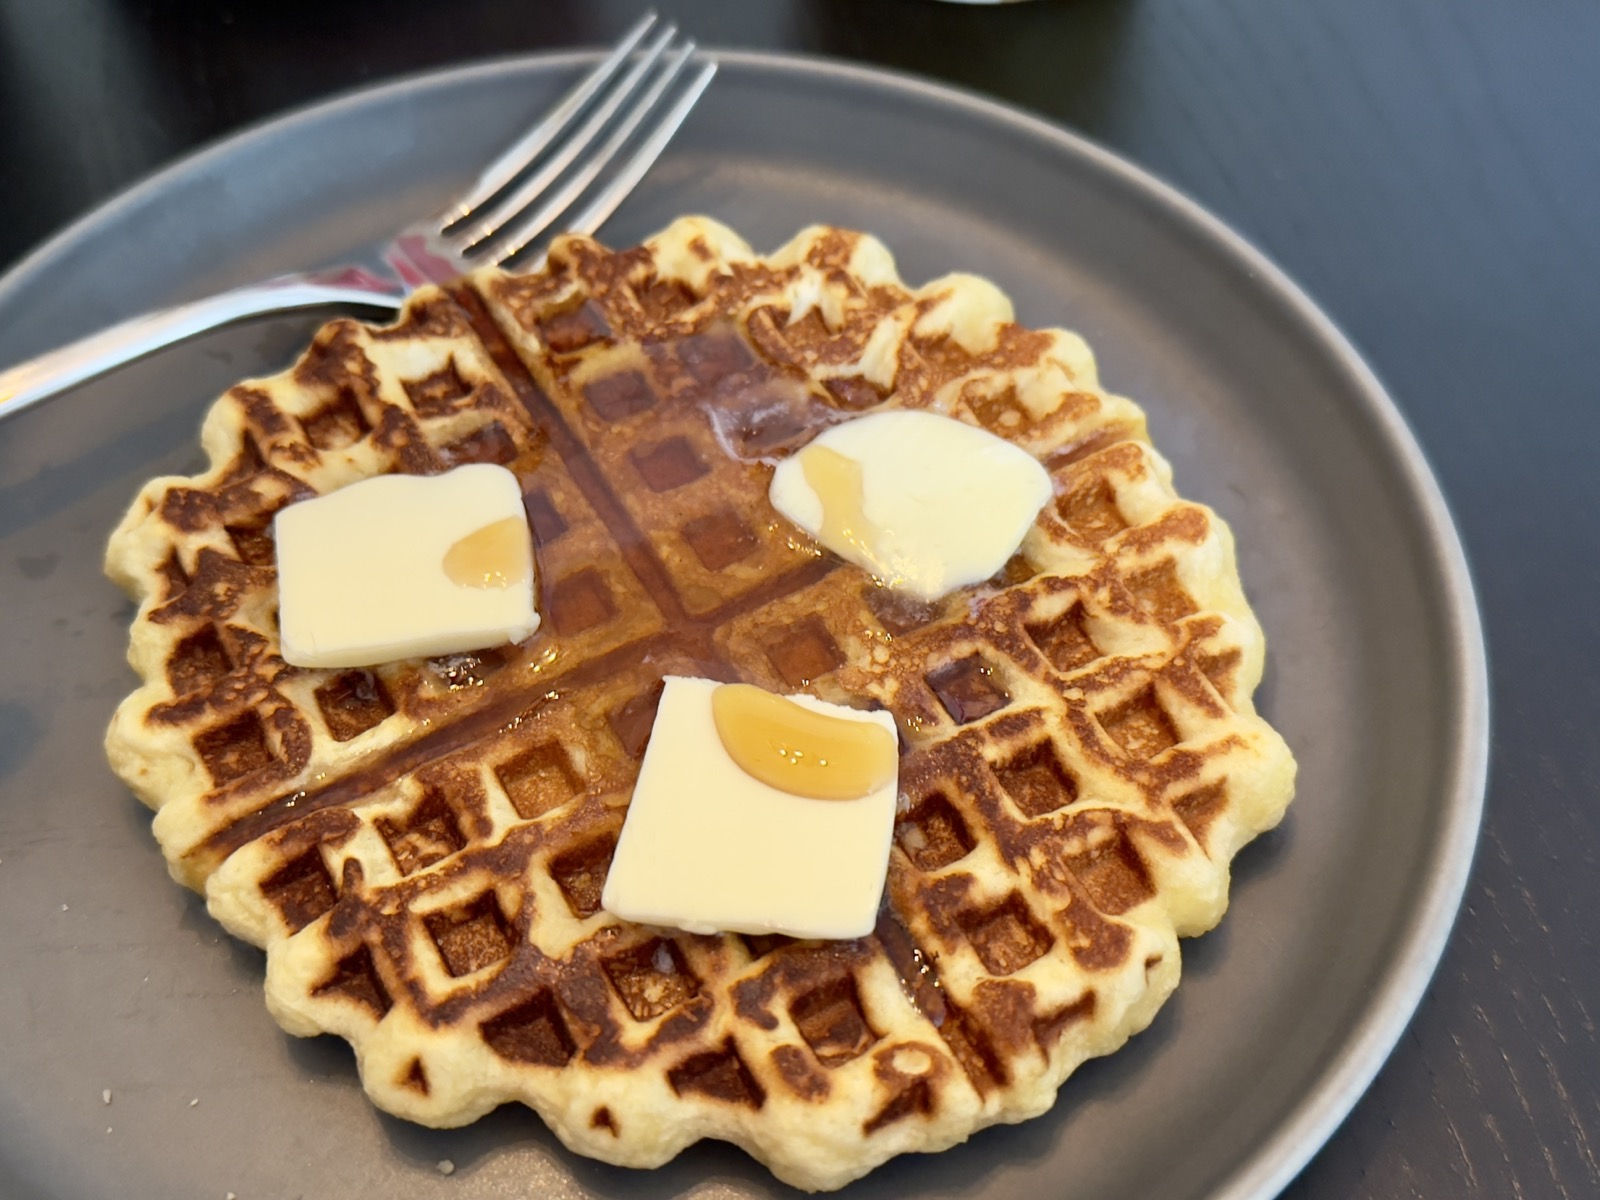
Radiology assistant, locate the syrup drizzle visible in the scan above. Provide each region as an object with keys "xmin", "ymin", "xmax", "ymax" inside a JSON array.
[
  {"xmin": 799, "ymin": 444, "xmax": 875, "ymax": 563},
  {"xmin": 710, "ymin": 683, "xmax": 896, "ymax": 800},
  {"xmin": 442, "ymin": 517, "xmax": 531, "ymax": 589}
]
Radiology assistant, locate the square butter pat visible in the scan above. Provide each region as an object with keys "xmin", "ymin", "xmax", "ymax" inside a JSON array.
[
  {"xmin": 274, "ymin": 463, "xmax": 539, "ymax": 669},
  {"xmin": 602, "ymin": 676, "xmax": 898, "ymax": 940}
]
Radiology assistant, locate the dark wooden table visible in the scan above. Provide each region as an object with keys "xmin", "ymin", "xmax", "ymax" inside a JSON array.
[{"xmin": 3, "ymin": 1, "xmax": 1595, "ymax": 1197}]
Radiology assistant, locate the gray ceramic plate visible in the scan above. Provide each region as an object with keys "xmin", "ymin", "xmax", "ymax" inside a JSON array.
[{"xmin": 0, "ymin": 51, "xmax": 1486, "ymax": 1200}]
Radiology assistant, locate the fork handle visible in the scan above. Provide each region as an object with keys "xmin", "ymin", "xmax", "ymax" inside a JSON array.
[{"xmin": 0, "ymin": 268, "xmax": 405, "ymax": 423}]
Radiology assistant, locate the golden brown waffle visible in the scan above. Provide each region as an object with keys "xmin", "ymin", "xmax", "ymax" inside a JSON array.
[{"xmin": 105, "ymin": 217, "xmax": 1295, "ymax": 1192}]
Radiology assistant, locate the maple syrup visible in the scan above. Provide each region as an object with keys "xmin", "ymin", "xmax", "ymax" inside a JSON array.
[
  {"xmin": 442, "ymin": 517, "xmax": 532, "ymax": 590},
  {"xmin": 710, "ymin": 682, "xmax": 896, "ymax": 800}
]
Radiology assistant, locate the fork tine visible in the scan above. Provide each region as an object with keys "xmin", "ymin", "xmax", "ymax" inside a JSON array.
[
  {"xmin": 474, "ymin": 44, "xmax": 707, "ymax": 268},
  {"xmin": 441, "ymin": 9, "xmax": 660, "ymax": 225},
  {"xmin": 558, "ymin": 62, "xmax": 718, "ymax": 243},
  {"xmin": 449, "ymin": 20, "xmax": 679, "ymax": 251}
]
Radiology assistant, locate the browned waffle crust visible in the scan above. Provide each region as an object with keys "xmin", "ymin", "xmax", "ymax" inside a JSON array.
[{"xmin": 104, "ymin": 218, "xmax": 1295, "ymax": 1191}]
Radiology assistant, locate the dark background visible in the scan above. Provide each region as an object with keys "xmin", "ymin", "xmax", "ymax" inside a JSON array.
[{"xmin": 2, "ymin": 1, "xmax": 1596, "ymax": 1197}]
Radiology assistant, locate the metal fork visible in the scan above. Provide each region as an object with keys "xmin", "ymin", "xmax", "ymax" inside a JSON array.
[{"xmin": 0, "ymin": 11, "xmax": 715, "ymax": 422}]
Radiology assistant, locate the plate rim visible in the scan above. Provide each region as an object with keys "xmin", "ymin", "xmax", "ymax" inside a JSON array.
[{"xmin": 0, "ymin": 47, "xmax": 1489, "ymax": 1200}]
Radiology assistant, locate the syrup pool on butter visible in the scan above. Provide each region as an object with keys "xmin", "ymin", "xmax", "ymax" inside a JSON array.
[
  {"xmin": 710, "ymin": 683, "xmax": 897, "ymax": 800},
  {"xmin": 274, "ymin": 463, "xmax": 539, "ymax": 670},
  {"xmin": 768, "ymin": 410, "xmax": 1052, "ymax": 601},
  {"xmin": 602, "ymin": 676, "xmax": 899, "ymax": 940}
]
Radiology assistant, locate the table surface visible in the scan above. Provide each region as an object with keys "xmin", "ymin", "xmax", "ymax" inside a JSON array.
[{"xmin": 1, "ymin": 2, "xmax": 1595, "ymax": 1198}]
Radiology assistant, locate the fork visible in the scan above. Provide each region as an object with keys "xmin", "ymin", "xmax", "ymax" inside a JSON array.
[{"xmin": 0, "ymin": 11, "xmax": 715, "ymax": 423}]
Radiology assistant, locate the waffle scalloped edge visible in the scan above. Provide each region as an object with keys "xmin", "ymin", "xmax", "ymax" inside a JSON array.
[{"xmin": 104, "ymin": 217, "xmax": 1296, "ymax": 1191}]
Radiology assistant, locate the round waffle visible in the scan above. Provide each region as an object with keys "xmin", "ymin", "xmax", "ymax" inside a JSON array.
[{"xmin": 104, "ymin": 217, "xmax": 1295, "ymax": 1191}]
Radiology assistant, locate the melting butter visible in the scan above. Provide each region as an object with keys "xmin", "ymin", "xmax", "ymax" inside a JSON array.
[
  {"xmin": 443, "ymin": 516, "xmax": 532, "ymax": 590},
  {"xmin": 768, "ymin": 410, "xmax": 1053, "ymax": 601},
  {"xmin": 273, "ymin": 463, "xmax": 540, "ymax": 669},
  {"xmin": 600, "ymin": 676, "xmax": 900, "ymax": 939},
  {"xmin": 711, "ymin": 682, "xmax": 897, "ymax": 800}
]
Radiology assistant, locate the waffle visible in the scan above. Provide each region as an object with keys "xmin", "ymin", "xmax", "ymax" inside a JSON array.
[{"xmin": 104, "ymin": 217, "xmax": 1295, "ymax": 1192}]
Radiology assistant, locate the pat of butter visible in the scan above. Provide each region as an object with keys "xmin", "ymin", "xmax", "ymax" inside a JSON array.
[
  {"xmin": 769, "ymin": 410, "xmax": 1052, "ymax": 601},
  {"xmin": 274, "ymin": 463, "xmax": 539, "ymax": 669},
  {"xmin": 601, "ymin": 676, "xmax": 898, "ymax": 940}
]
